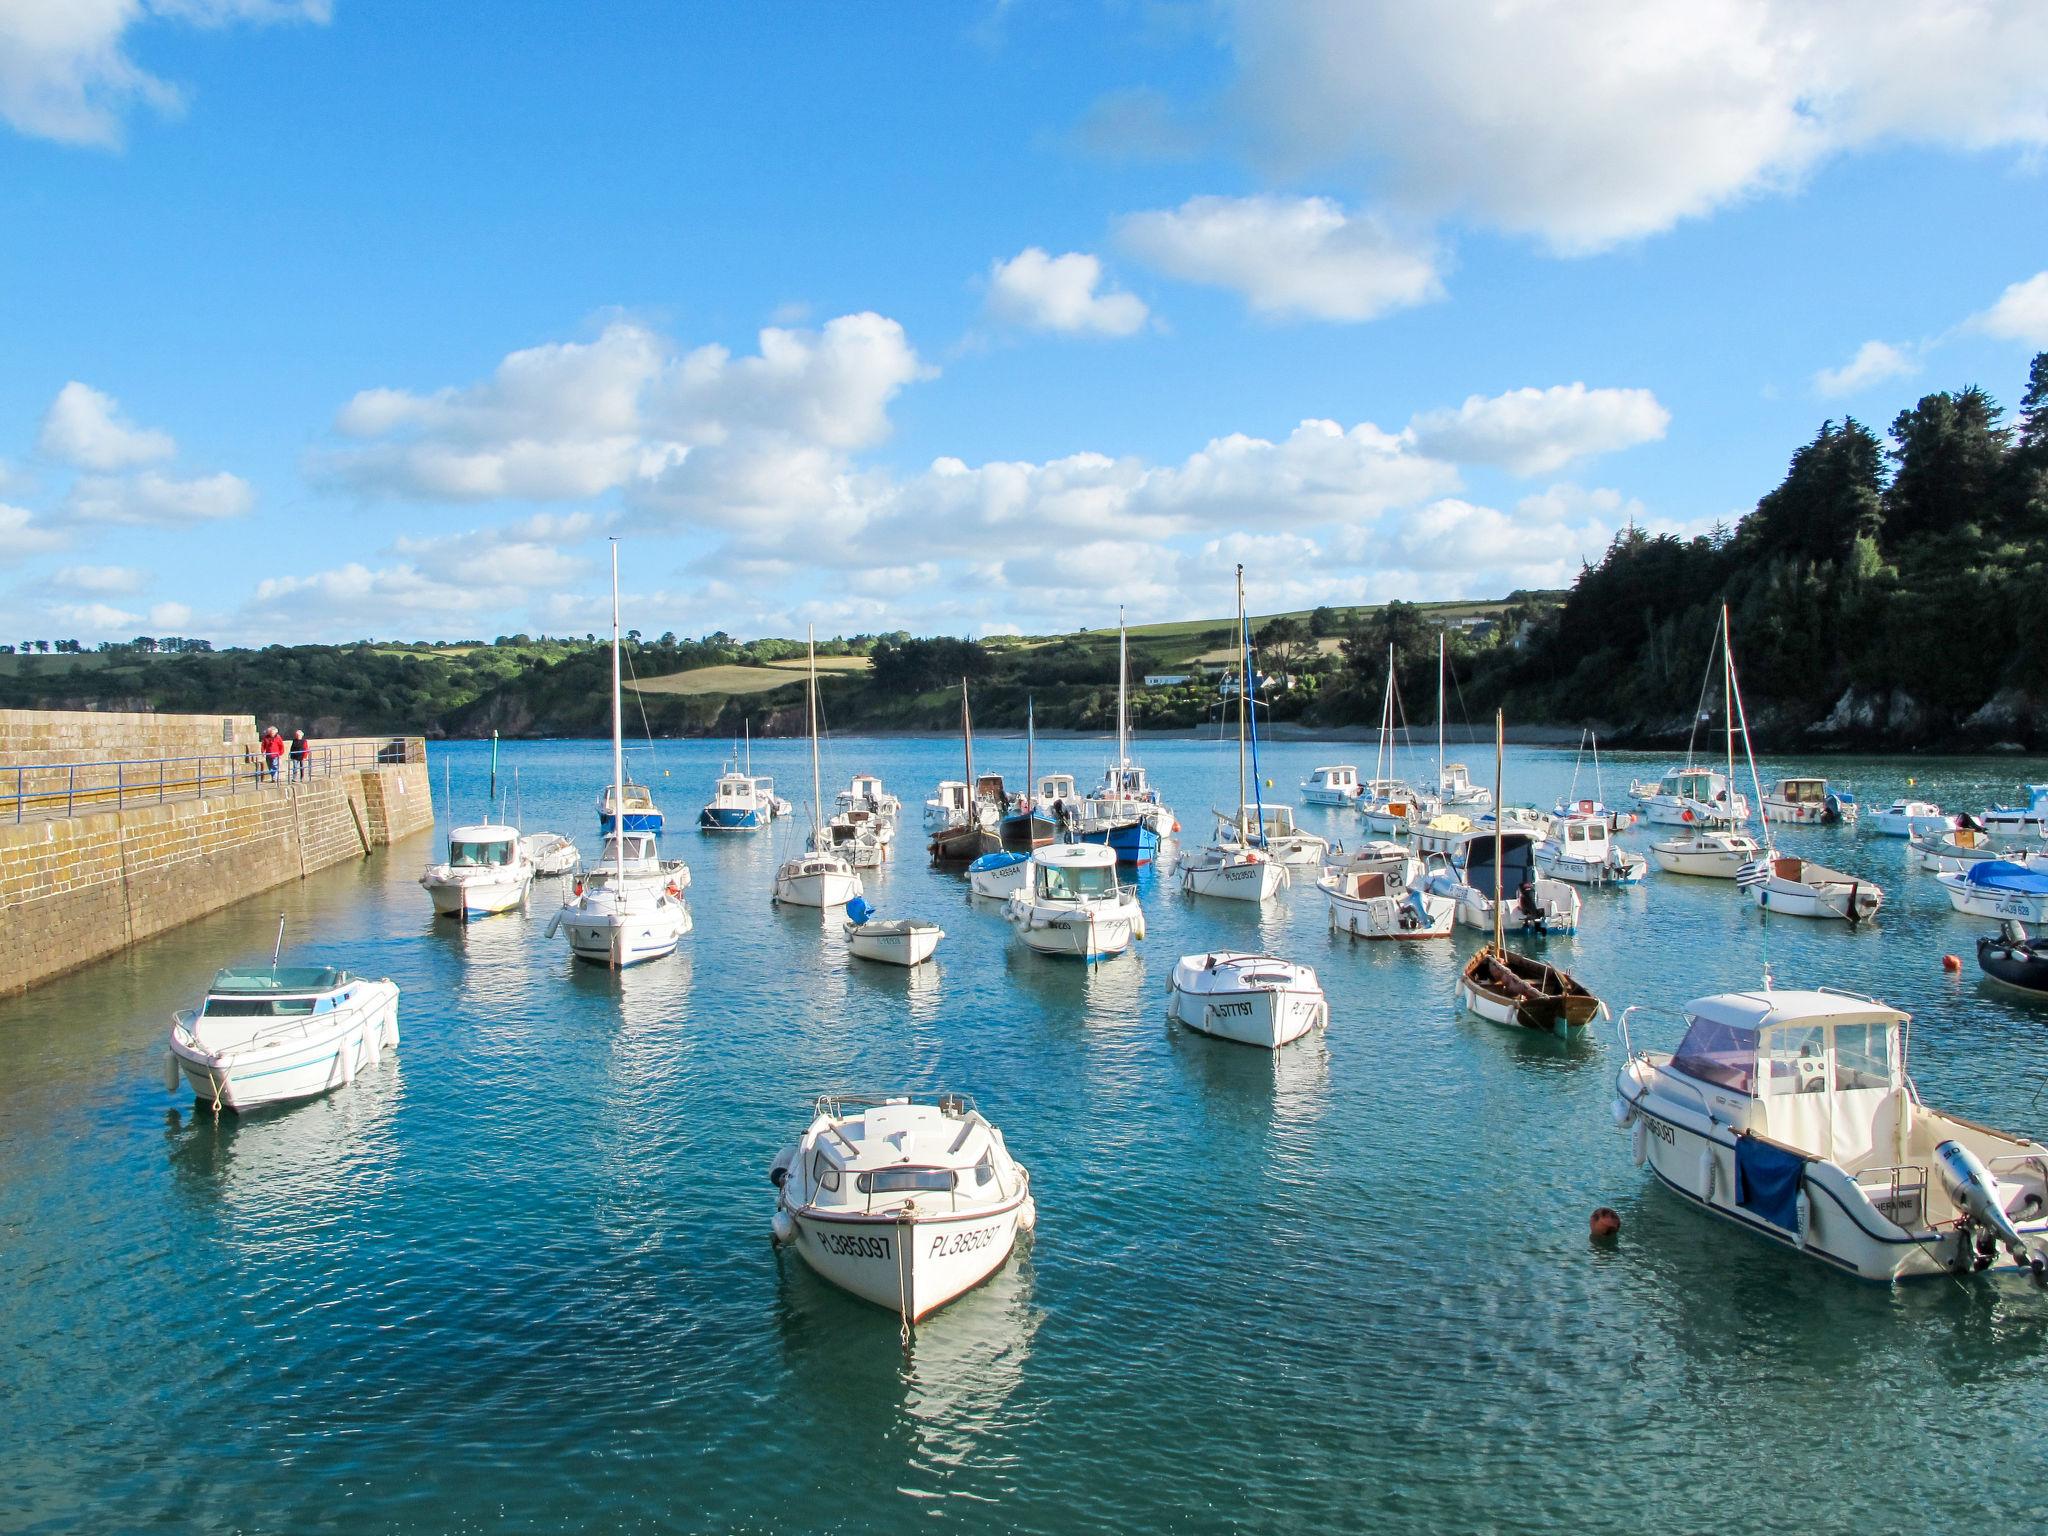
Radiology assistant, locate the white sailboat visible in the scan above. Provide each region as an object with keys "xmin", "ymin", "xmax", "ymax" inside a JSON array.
[
  {"xmin": 1358, "ymin": 644, "xmax": 1436, "ymax": 834},
  {"xmin": 1434, "ymin": 634, "xmax": 1491, "ymax": 810},
  {"xmin": 1651, "ymin": 607, "xmax": 1765, "ymax": 879},
  {"xmin": 774, "ymin": 629, "xmax": 865, "ymax": 909},
  {"xmin": 553, "ymin": 541, "xmax": 692, "ymax": 967},
  {"xmin": 1180, "ymin": 566, "xmax": 1287, "ymax": 904},
  {"xmin": 1075, "ymin": 609, "xmax": 1176, "ymax": 865}
]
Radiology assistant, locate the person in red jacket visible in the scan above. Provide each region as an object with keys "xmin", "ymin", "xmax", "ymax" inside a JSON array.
[{"xmin": 262, "ymin": 727, "xmax": 285, "ymax": 782}]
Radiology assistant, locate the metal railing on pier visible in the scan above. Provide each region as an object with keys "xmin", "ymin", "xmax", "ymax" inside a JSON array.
[{"xmin": 2, "ymin": 737, "xmax": 423, "ymax": 823}]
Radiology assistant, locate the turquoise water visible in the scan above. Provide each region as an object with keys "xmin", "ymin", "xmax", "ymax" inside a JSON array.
[{"xmin": 5, "ymin": 736, "xmax": 2048, "ymax": 1534}]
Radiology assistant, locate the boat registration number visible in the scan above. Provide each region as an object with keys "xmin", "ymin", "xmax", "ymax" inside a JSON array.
[
  {"xmin": 931, "ymin": 1224, "xmax": 1001, "ymax": 1259},
  {"xmin": 1209, "ymin": 1000, "xmax": 1255, "ymax": 1019},
  {"xmin": 1645, "ymin": 1119, "xmax": 1675, "ymax": 1145},
  {"xmin": 817, "ymin": 1231, "xmax": 892, "ymax": 1260}
]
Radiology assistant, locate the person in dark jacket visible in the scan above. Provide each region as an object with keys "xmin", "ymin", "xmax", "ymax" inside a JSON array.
[{"xmin": 290, "ymin": 729, "xmax": 312, "ymax": 780}]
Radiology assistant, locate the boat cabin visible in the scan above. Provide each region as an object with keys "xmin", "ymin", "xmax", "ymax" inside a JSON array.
[
  {"xmin": 930, "ymin": 780, "xmax": 970, "ymax": 815},
  {"xmin": 1665, "ymin": 990, "xmax": 1912, "ymax": 1168},
  {"xmin": 591, "ymin": 831, "xmax": 663, "ymax": 875},
  {"xmin": 710, "ymin": 771, "xmax": 760, "ymax": 802},
  {"xmin": 445, "ymin": 824, "xmax": 520, "ymax": 867},
  {"xmin": 1307, "ymin": 766, "xmax": 1360, "ymax": 793},
  {"xmin": 598, "ymin": 782, "xmax": 658, "ymax": 815},
  {"xmin": 1659, "ymin": 768, "xmax": 1733, "ymax": 803},
  {"xmin": 1232, "ymin": 804, "xmax": 1303, "ymax": 840},
  {"xmin": 1771, "ymin": 778, "xmax": 1829, "ymax": 806},
  {"xmin": 1036, "ymin": 773, "xmax": 1078, "ymax": 807},
  {"xmin": 790, "ymin": 1095, "xmax": 1006, "ymax": 1217},
  {"xmin": 199, "ymin": 965, "xmax": 361, "ymax": 1020},
  {"xmin": 973, "ymin": 773, "xmax": 1008, "ymax": 806},
  {"xmin": 1551, "ymin": 815, "xmax": 1613, "ymax": 859},
  {"xmin": 1095, "ymin": 764, "xmax": 1157, "ymax": 804},
  {"xmin": 1440, "ymin": 763, "xmax": 1477, "ymax": 795},
  {"xmin": 1031, "ymin": 843, "xmax": 1122, "ymax": 903}
]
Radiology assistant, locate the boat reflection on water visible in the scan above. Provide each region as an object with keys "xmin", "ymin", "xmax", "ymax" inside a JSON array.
[
  {"xmin": 773, "ymin": 1246, "xmax": 1041, "ymax": 1486},
  {"xmin": 846, "ymin": 953, "xmax": 946, "ymax": 1024},
  {"xmin": 1172, "ymin": 1018, "xmax": 1332, "ymax": 1141}
]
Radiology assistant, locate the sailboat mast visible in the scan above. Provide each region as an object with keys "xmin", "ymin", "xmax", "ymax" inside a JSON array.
[
  {"xmin": 610, "ymin": 540, "xmax": 624, "ymax": 840},
  {"xmin": 1235, "ymin": 566, "xmax": 1248, "ymax": 838},
  {"xmin": 1721, "ymin": 603, "xmax": 1734, "ymax": 823},
  {"xmin": 1437, "ymin": 632, "xmax": 1446, "ymax": 793},
  {"xmin": 1492, "ymin": 709, "xmax": 1505, "ymax": 954},
  {"xmin": 1116, "ymin": 607, "xmax": 1129, "ymax": 770},
  {"xmin": 961, "ymin": 678, "xmax": 975, "ymax": 798},
  {"xmin": 744, "ymin": 716, "xmax": 751, "ymax": 775},
  {"xmin": 1026, "ymin": 695, "xmax": 1035, "ymax": 800},
  {"xmin": 807, "ymin": 626, "xmax": 821, "ymax": 837}
]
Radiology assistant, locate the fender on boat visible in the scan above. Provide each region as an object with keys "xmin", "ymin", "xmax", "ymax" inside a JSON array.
[
  {"xmin": 1698, "ymin": 1149, "xmax": 1718, "ymax": 1201},
  {"xmin": 1631, "ymin": 1118, "xmax": 1648, "ymax": 1166},
  {"xmin": 770, "ymin": 1210, "xmax": 795, "ymax": 1245},
  {"xmin": 164, "ymin": 1049, "xmax": 181, "ymax": 1095}
]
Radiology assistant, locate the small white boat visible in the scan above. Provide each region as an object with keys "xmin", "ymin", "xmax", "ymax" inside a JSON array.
[
  {"xmin": 1982, "ymin": 785, "xmax": 2048, "ymax": 836},
  {"xmin": 1738, "ymin": 853, "xmax": 1883, "ymax": 922},
  {"xmin": 1300, "ymin": 764, "xmax": 1363, "ymax": 807},
  {"xmin": 1179, "ymin": 844, "xmax": 1287, "ymax": 903},
  {"xmin": 967, "ymin": 849, "xmax": 1033, "ymax": 900},
  {"xmin": 1425, "ymin": 830, "xmax": 1581, "ymax": 935},
  {"xmin": 820, "ymin": 809, "xmax": 891, "ymax": 868},
  {"xmin": 775, "ymin": 630, "xmax": 867, "ymax": 910},
  {"xmin": 1762, "ymin": 777, "xmax": 1857, "ymax": 825},
  {"xmin": 1907, "ymin": 823, "xmax": 2006, "ymax": 872},
  {"xmin": 419, "ymin": 822, "xmax": 534, "ymax": 919},
  {"xmin": 1639, "ymin": 767, "xmax": 1749, "ymax": 828},
  {"xmin": 1936, "ymin": 861, "xmax": 2048, "ymax": 924},
  {"xmin": 1535, "ymin": 814, "xmax": 1647, "ymax": 886},
  {"xmin": 1415, "ymin": 811, "xmax": 1473, "ymax": 857},
  {"xmin": 1649, "ymin": 829, "xmax": 1761, "ymax": 879},
  {"xmin": 168, "ymin": 961, "xmax": 399, "ymax": 1112},
  {"xmin": 1437, "ymin": 761, "xmax": 1492, "ymax": 809},
  {"xmin": 770, "ymin": 1093, "xmax": 1035, "ymax": 1324},
  {"xmin": 1615, "ymin": 987, "xmax": 2048, "ymax": 1283},
  {"xmin": 699, "ymin": 770, "xmax": 780, "ymax": 830},
  {"xmin": 521, "ymin": 831, "xmax": 580, "ymax": 877},
  {"xmin": 1005, "ymin": 842, "xmax": 1144, "ymax": 960},
  {"xmin": 1217, "ymin": 803, "xmax": 1328, "ymax": 866},
  {"xmin": 1359, "ymin": 779, "xmax": 1432, "ymax": 836},
  {"xmin": 1325, "ymin": 840, "xmax": 1414, "ymax": 883},
  {"xmin": 924, "ymin": 779, "xmax": 973, "ymax": 830},
  {"xmin": 1869, "ymin": 798, "xmax": 1947, "ymax": 838},
  {"xmin": 1167, "ymin": 952, "xmax": 1327, "ymax": 1048},
  {"xmin": 837, "ymin": 773, "xmax": 902, "ymax": 820},
  {"xmin": 1318, "ymin": 865, "xmax": 1455, "ymax": 939},
  {"xmin": 845, "ymin": 910, "xmax": 945, "ymax": 966}
]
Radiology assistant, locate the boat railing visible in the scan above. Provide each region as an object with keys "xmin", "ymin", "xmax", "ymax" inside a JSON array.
[
  {"xmin": 177, "ymin": 998, "xmax": 356, "ymax": 1065},
  {"xmin": 3, "ymin": 736, "xmax": 423, "ymax": 823},
  {"xmin": 1853, "ymin": 1163, "xmax": 1929, "ymax": 1228}
]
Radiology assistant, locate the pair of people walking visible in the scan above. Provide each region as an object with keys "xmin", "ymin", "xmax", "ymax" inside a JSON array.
[{"xmin": 259, "ymin": 726, "xmax": 313, "ymax": 782}]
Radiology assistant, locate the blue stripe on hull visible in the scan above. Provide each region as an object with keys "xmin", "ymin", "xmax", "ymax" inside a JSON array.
[
  {"xmin": 698, "ymin": 807, "xmax": 765, "ymax": 830},
  {"xmin": 1079, "ymin": 822, "xmax": 1158, "ymax": 866},
  {"xmin": 599, "ymin": 811, "xmax": 665, "ymax": 834}
]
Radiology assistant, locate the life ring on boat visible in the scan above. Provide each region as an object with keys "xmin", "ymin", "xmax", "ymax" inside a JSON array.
[
  {"xmin": 666, "ymin": 881, "xmax": 682, "ymax": 899},
  {"xmin": 1681, "ymin": 808, "xmax": 1694, "ymax": 823},
  {"xmin": 572, "ymin": 879, "xmax": 585, "ymax": 897}
]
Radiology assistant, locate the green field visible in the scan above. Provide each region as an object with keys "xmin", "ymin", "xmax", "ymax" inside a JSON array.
[{"xmin": 630, "ymin": 665, "xmax": 822, "ymax": 697}]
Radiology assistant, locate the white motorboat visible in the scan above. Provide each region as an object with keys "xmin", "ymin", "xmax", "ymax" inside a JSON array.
[
  {"xmin": 1868, "ymin": 798, "xmax": 1947, "ymax": 838},
  {"xmin": 1614, "ymin": 987, "xmax": 2048, "ymax": 1283},
  {"xmin": 699, "ymin": 769, "xmax": 780, "ymax": 830},
  {"xmin": 1217, "ymin": 803, "xmax": 1328, "ymax": 866},
  {"xmin": 1535, "ymin": 814, "xmax": 1647, "ymax": 886},
  {"xmin": 770, "ymin": 1093, "xmax": 1035, "ymax": 1324},
  {"xmin": 1437, "ymin": 761, "xmax": 1491, "ymax": 810},
  {"xmin": 1359, "ymin": 779, "xmax": 1431, "ymax": 837},
  {"xmin": 167, "ymin": 958, "xmax": 399, "ymax": 1112},
  {"xmin": 1300, "ymin": 764, "xmax": 1363, "ymax": 807},
  {"xmin": 521, "ymin": 830, "xmax": 580, "ymax": 877},
  {"xmin": 1479, "ymin": 804, "xmax": 1554, "ymax": 843},
  {"xmin": 1649, "ymin": 829, "xmax": 1762, "ymax": 878},
  {"xmin": 1907, "ymin": 823, "xmax": 2007, "ymax": 872},
  {"xmin": 1425, "ymin": 829, "xmax": 1581, "ymax": 935},
  {"xmin": 1005, "ymin": 843, "xmax": 1144, "ymax": 960},
  {"xmin": 968, "ymin": 850, "xmax": 1033, "ymax": 900},
  {"xmin": 1179, "ymin": 844, "xmax": 1287, "ymax": 903},
  {"xmin": 1318, "ymin": 865, "xmax": 1455, "ymax": 939},
  {"xmin": 845, "ymin": 910, "xmax": 945, "ymax": 966},
  {"xmin": 1762, "ymin": 777, "xmax": 1858, "ymax": 825},
  {"xmin": 1982, "ymin": 785, "xmax": 2048, "ymax": 835},
  {"xmin": 1936, "ymin": 861, "xmax": 2048, "ymax": 924},
  {"xmin": 1415, "ymin": 811, "xmax": 1473, "ymax": 857},
  {"xmin": 1738, "ymin": 853, "xmax": 1883, "ymax": 923},
  {"xmin": 1325, "ymin": 840, "xmax": 1414, "ymax": 884},
  {"xmin": 925, "ymin": 780, "xmax": 974, "ymax": 830},
  {"xmin": 837, "ymin": 773, "xmax": 901, "ymax": 820},
  {"xmin": 553, "ymin": 542, "xmax": 691, "ymax": 967},
  {"xmin": 419, "ymin": 822, "xmax": 534, "ymax": 919},
  {"xmin": 1167, "ymin": 952, "xmax": 1328, "ymax": 1048},
  {"xmin": 1639, "ymin": 767, "xmax": 1749, "ymax": 828},
  {"xmin": 775, "ymin": 630, "xmax": 866, "ymax": 910},
  {"xmin": 820, "ymin": 809, "xmax": 892, "ymax": 868}
]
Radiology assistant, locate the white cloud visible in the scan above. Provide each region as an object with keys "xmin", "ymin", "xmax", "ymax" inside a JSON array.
[
  {"xmin": 652, "ymin": 311, "xmax": 927, "ymax": 451},
  {"xmin": 147, "ymin": 600, "xmax": 192, "ymax": 630},
  {"xmin": 50, "ymin": 600, "xmax": 140, "ymax": 630},
  {"xmin": 1973, "ymin": 271, "xmax": 2048, "ymax": 347},
  {"xmin": 1222, "ymin": 0, "xmax": 2048, "ymax": 253},
  {"xmin": 53, "ymin": 562, "xmax": 144, "ymax": 592},
  {"xmin": 0, "ymin": 502, "xmax": 65, "ymax": 563},
  {"xmin": 0, "ymin": 0, "xmax": 328, "ymax": 148},
  {"xmin": 67, "ymin": 469, "xmax": 253, "ymax": 524},
  {"xmin": 390, "ymin": 511, "xmax": 602, "ymax": 590},
  {"xmin": 38, "ymin": 382, "xmax": 175, "ymax": 470},
  {"xmin": 1407, "ymin": 384, "xmax": 1670, "ymax": 476},
  {"xmin": 1118, "ymin": 194, "xmax": 1441, "ymax": 321},
  {"xmin": 1813, "ymin": 339, "xmax": 1917, "ymax": 397},
  {"xmin": 986, "ymin": 248, "xmax": 1150, "ymax": 336}
]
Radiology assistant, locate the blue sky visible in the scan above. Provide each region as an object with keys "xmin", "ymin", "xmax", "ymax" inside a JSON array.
[{"xmin": 2, "ymin": 0, "xmax": 2045, "ymax": 645}]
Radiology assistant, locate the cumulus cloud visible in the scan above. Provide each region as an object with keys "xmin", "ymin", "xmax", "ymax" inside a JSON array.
[
  {"xmin": 67, "ymin": 469, "xmax": 254, "ymax": 524},
  {"xmin": 1119, "ymin": 194, "xmax": 1441, "ymax": 321},
  {"xmin": 1221, "ymin": 0, "xmax": 2048, "ymax": 253},
  {"xmin": 38, "ymin": 382, "xmax": 175, "ymax": 470},
  {"xmin": 53, "ymin": 562, "xmax": 144, "ymax": 592},
  {"xmin": 1973, "ymin": 271, "xmax": 2048, "ymax": 347},
  {"xmin": 1813, "ymin": 339, "xmax": 1917, "ymax": 397},
  {"xmin": 986, "ymin": 248, "xmax": 1150, "ymax": 336},
  {"xmin": 0, "ymin": 0, "xmax": 329, "ymax": 148},
  {"xmin": 0, "ymin": 502, "xmax": 65, "ymax": 564},
  {"xmin": 1407, "ymin": 384, "xmax": 1670, "ymax": 476}
]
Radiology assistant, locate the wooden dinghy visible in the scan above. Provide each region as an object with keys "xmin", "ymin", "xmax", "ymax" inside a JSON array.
[{"xmin": 1459, "ymin": 944, "xmax": 1602, "ymax": 1036}]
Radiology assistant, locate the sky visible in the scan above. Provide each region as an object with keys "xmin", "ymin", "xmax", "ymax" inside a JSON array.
[{"xmin": 2, "ymin": 0, "xmax": 2046, "ymax": 647}]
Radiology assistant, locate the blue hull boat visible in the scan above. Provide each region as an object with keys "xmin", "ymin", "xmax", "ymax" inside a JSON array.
[
  {"xmin": 698, "ymin": 805, "xmax": 765, "ymax": 831},
  {"xmin": 1079, "ymin": 819, "xmax": 1159, "ymax": 867},
  {"xmin": 599, "ymin": 810, "xmax": 664, "ymax": 835}
]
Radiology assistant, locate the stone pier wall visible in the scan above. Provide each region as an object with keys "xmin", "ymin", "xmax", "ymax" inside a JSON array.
[{"xmin": 0, "ymin": 759, "xmax": 433, "ymax": 997}]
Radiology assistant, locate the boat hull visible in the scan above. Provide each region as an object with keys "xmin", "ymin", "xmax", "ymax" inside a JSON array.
[
  {"xmin": 1077, "ymin": 819, "xmax": 1161, "ymax": 866},
  {"xmin": 420, "ymin": 868, "xmax": 532, "ymax": 918},
  {"xmin": 1649, "ymin": 841, "xmax": 1748, "ymax": 878},
  {"xmin": 1007, "ymin": 905, "xmax": 1137, "ymax": 961},
  {"xmin": 1979, "ymin": 936, "xmax": 2048, "ymax": 995},
  {"xmin": 1456, "ymin": 954, "xmax": 1598, "ymax": 1037},
  {"xmin": 1168, "ymin": 979, "xmax": 1326, "ymax": 1048},
  {"xmin": 1535, "ymin": 850, "xmax": 1646, "ymax": 886},
  {"xmin": 1180, "ymin": 857, "xmax": 1286, "ymax": 902},
  {"xmin": 560, "ymin": 905, "xmax": 690, "ymax": 966},
  {"xmin": 1749, "ymin": 877, "xmax": 1882, "ymax": 922},
  {"xmin": 847, "ymin": 924, "xmax": 944, "ymax": 966},
  {"xmin": 1938, "ymin": 879, "xmax": 2048, "ymax": 924},
  {"xmin": 774, "ymin": 868, "xmax": 863, "ymax": 908},
  {"xmin": 169, "ymin": 984, "xmax": 399, "ymax": 1112},
  {"xmin": 782, "ymin": 1194, "xmax": 1033, "ymax": 1323},
  {"xmin": 598, "ymin": 811, "xmax": 664, "ymax": 835},
  {"xmin": 1322, "ymin": 884, "xmax": 1455, "ymax": 939},
  {"xmin": 967, "ymin": 852, "xmax": 1031, "ymax": 899},
  {"xmin": 698, "ymin": 806, "xmax": 767, "ymax": 830}
]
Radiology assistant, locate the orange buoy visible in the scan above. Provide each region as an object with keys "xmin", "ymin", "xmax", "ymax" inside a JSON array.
[
  {"xmin": 1942, "ymin": 954, "xmax": 1963, "ymax": 972},
  {"xmin": 1590, "ymin": 1207, "xmax": 1622, "ymax": 1241}
]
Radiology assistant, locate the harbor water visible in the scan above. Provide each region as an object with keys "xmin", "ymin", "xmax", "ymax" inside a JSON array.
[{"xmin": 4, "ymin": 736, "xmax": 2047, "ymax": 1533}]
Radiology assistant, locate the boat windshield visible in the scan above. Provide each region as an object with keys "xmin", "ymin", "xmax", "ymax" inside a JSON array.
[
  {"xmin": 855, "ymin": 1168, "xmax": 956, "ymax": 1195},
  {"xmin": 1671, "ymin": 1013, "xmax": 1759, "ymax": 1094},
  {"xmin": 449, "ymin": 838, "xmax": 515, "ymax": 867},
  {"xmin": 209, "ymin": 964, "xmax": 346, "ymax": 994},
  {"xmin": 1041, "ymin": 862, "xmax": 1117, "ymax": 900},
  {"xmin": 1781, "ymin": 780, "xmax": 1824, "ymax": 802}
]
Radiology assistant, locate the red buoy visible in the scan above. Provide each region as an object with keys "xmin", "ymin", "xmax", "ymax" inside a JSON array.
[
  {"xmin": 1590, "ymin": 1207, "xmax": 1622, "ymax": 1241},
  {"xmin": 1942, "ymin": 954, "xmax": 1962, "ymax": 973}
]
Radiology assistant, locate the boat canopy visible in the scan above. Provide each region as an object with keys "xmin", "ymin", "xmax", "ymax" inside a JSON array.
[
  {"xmin": 1965, "ymin": 860, "xmax": 2048, "ymax": 893},
  {"xmin": 1774, "ymin": 778, "xmax": 1827, "ymax": 802},
  {"xmin": 447, "ymin": 824, "xmax": 520, "ymax": 866},
  {"xmin": 1463, "ymin": 829, "xmax": 1538, "ymax": 887},
  {"xmin": 1038, "ymin": 773, "xmax": 1077, "ymax": 801},
  {"xmin": 1034, "ymin": 842, "xmax": 1120, "ymax": 900},
  {"xmin": 599, "ymin": 782, "xmax": 656, "ymax": 811},
  {"xmin": 209, "ymin": 964, "xmax": 350, "ymax": 995}
]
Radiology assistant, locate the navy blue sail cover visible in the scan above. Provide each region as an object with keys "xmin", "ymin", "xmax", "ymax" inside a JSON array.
[
  {"xmin": 1966, "ymin": 860, "xmax": 2048, "ymax": 894},
  {"xmin": 1735, "ymin": 1134, "xmax": 1806, "ymax": 1231}
]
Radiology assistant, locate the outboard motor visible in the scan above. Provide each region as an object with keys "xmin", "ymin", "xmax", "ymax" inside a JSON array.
[
  {"xmin": 1823, "ymin": 793, "xmax": 1842, "ymax": 824},
  {"xmin": 1935, "ymin": 1139, "xmax": 2048, "ymax": 1284}
]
